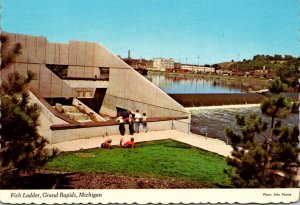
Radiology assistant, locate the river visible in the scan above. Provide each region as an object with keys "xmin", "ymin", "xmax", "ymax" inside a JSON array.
[
  {"xmin": 145, "ymin": 71, "xmax": 268, "ymax": 93},
  {"xmin": 188, "ymin": 105, "xmax": 298, "ymax": 143},
  {"xmin": 146, "ymin": 72, "xmax": 299, "ymax": 142}
]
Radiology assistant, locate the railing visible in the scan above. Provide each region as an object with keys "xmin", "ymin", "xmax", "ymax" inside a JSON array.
[
  {"xmin": 171, "ymin": 119, "xmax": 191, "ymax": 134},
  {"xmin": 62, "ymin": 76, "xmax": 109, "ymax": 81},
  {"xmin": 49, "ymin": 115, "xmax": 190, "ymax": 144}
]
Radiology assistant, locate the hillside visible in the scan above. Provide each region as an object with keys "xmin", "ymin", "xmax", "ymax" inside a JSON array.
[{"xmin": 216, "ymin": 54, "xmax": 300, "ymax": 91}]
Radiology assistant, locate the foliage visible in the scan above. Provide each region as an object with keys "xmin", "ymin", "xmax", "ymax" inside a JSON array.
[
  {"xmin": 267, "ymin": 77, "xmax": 287, "ymax": 93},
  {"xmin": 220, "ymin": 54, "xmax": 300, "ymax": 91},
  {"xmin": 0, "ymin": 33, "xmax": 56, "ymax": 188},
  {"xmin": 225, "ymin": 78, "xmax": 300, "ymax": 188},
  {"xmin": 47, "ymin": 139, "xmax": 231, "ymax": 187},
  {"xmin": 275, "ymin": 61, "xmax": 300, "ymax": 92},
  {"xmin": 0, "ymin": 33, "xmax": 22, "ymax": 69}
]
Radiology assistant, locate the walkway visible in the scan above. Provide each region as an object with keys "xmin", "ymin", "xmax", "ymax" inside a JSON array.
[{"xmin": 51, "ymin": 130, "xmax": 233, "ymax": 157}]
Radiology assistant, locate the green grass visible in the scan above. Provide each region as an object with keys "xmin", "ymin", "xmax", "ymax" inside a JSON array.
[{"xmin": 46, "ymin": 139, "xmax": 230, "ymax": 186}]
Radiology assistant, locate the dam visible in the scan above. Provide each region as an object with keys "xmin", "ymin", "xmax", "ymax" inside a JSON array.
[{"xmin": 146, "ymin": 72, "xmax": 298, "ymax": 106}]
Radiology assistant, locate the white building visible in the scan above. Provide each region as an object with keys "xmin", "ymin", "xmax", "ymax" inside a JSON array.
[
  {"xmin": 153, "ymin": 58, "xmax": 174, "ymax": 71},
  {"xmin": 181, "ymin": 64, "xmax": 215, "ymax": 73}
]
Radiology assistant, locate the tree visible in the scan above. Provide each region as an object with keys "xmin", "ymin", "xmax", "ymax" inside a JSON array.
[
  {"xmin": 0, "ymin": 33, "xmax": 55, "ymax": 188},
  {"xmin": 275, "ymin": 59, "xmax": 300, "ymax": 92},
  {"xmin": 274, "ymin": 54, "xmax": 283, "ymax": 61},
  {"xmin": 225, "ymin": 78, "xmax": 300, "ymax": 188}
]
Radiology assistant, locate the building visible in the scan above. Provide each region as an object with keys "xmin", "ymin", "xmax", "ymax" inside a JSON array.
[
  {"xmin": 152, "ymin": 58, "xmax": 175, "ymax": 71},
  {"xmin": 122, "ymin": 57, "xmax": 148, "ymax": 75},
  {"xmin": 121, "ymin": 50, "xmax": 148, "ymax": 75},
  {"xmin": 181, "ymin": 64, "xmax": 215, "ymax": 73},
  {"xmin": 1, "ymin": 32, "xmax": 190, "ymax": 144}
]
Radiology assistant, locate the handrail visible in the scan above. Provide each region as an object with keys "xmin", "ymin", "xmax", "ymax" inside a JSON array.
[
  {"xmin": 172, "ymin": 118, "xmax": 191, "ymax": 134},
  {"xmin": 62, "ymin": 76, "xmax": 109, "ymax": 81},
  {"xmin": 50, "ymin": 115, "xmax": 189, "ymax": 130}
]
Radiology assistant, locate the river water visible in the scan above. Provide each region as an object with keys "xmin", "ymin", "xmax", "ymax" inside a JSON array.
[
  {"xmin": 146, "ymin": 72, "xmax": 299, "ymax": 142},
  {"xmin": 189, "ymin": 105, "xmax": 299, "ymax": 143},
  {"xmin": 146, "ymin": 72, "xmax": 267, "ymax": 93}
]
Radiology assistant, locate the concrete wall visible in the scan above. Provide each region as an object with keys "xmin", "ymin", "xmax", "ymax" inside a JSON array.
[
  {"xmin": 72, "ymin": 98, "xmax": 106, "ymax": 121},
  {"xmin": 1, "ymin": 61, "xmax": 76, "ymax": 98},
  {"xmin": 63, "ymin": 79, "xmax": 108, "ymax": 89},
  {"xmin": 3, "ymin": 33, "xmax": 76, "ymax": 98},
  {"xmin": 50, "ymin": 119, "xmax": 186, "ymax": 144},
  {"xmin": 101, "ymin": 67, "xmax": 189, "ymax": 118},
  {"xmin": 5, "ymin": 32, "xmax": 190, "ymax": 120}
]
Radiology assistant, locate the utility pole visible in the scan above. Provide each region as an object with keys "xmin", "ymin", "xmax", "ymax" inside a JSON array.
[
  {"xmin": 197, "ymin": 55, "xmax": 200, "ymax": 66},
  {"xmin": 237, "ymin": 53, "xmax": 239, "ymax": 71}
]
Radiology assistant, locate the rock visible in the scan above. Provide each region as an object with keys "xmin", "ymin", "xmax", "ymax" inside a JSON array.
[
  {"xmin": 89, "ymin": 112, "xmax": 98, "ymax": 122},
  {"xmin": 55, "ymin": 103, "xmax": 63, "ymax": 113}
]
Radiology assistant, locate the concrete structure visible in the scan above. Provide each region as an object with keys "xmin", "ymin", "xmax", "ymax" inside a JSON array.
[
  {"xmin": 152, "ymin": 58, "xmax": 175, "ymax": 71},
  {"xmin": 1, "ymin": 32, "xmax": 190, "ymax": 144},
  {"xmin": 51, "ymin": 130, "xmax": 233, "ymax": 157}
]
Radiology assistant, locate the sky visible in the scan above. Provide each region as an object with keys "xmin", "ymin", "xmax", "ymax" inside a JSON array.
[{"xmin": 1, "ymin": 0, "xmax": 299, "ymax": 64}]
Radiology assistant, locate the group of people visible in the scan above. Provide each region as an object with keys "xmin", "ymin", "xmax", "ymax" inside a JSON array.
[
  {"xmin": 116, "ymin": 110, "xmax": 148, "ymax": 136},
  {"xmin": 100, "ymin": 137, "xmax": 135, "ymax": 149},
  {"xmin": 100, "ymin": 110, "xmax": 148, "ymax": 150}
]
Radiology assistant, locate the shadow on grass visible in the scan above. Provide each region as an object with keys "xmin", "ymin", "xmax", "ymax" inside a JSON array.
[{"xmin": 7, "ymin": 172, "xmax": 75, "ymax": 189}]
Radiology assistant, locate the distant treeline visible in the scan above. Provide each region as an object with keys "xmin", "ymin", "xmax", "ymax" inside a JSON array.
[{"xmin": 216, "ymin": 54, "xmax": 300, "ymax": 92}]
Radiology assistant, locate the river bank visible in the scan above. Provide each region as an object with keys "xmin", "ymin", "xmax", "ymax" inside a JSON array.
[{"xmin": 147, "ymin": 70, "xmax": 270, "ymax": 85}]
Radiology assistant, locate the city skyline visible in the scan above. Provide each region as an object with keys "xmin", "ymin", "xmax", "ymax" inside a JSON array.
[{"xmin": 2, "ymin": 0, "xmax": 299, "ymax": 64}]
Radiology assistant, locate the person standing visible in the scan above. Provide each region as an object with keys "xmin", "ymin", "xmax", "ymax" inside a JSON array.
[
  {"xmin": 134, "ymin": 110, "xmax": 142, "ymax": 133},
  {"xmin": 127, "ymin": 111, "xmax": 134, "ymax": 135},
  {"xmin": 141, "ymin": 113, "xmax": 148, "ymax": 132},
  {"xmin": 116, "ymin": 113, "xmax": 125, "ymax": 135}
]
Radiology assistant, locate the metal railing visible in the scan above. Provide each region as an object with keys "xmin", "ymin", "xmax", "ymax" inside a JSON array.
[{"xmin": 172, "ymin": 119, "xmax": 191, "ymax": 134}]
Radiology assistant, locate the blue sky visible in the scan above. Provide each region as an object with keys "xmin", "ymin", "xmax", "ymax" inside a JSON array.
[{"xmin": 1, "ymin": 0, "xmax": 299, "ymax": 64}]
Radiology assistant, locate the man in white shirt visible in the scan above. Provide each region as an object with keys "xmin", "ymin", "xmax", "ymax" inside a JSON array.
[{"xmin": 134, "ymin": 110, "xmax": 142, "ymax": 133}]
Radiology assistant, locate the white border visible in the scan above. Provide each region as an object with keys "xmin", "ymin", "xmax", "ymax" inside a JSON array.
[{"xmin": 0, "ymin": 189, "xmax": 299, "ymax": 204}]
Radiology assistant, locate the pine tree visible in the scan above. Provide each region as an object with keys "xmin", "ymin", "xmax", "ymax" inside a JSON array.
[
  {"xmin": 225, "ymin": 77, "xmax": 300, "ymax": 188},
  {"xmin": 0, "ymin": 33, "xmax": 55, "ymax": 188}
]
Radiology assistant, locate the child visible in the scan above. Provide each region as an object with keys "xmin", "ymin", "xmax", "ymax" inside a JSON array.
[
  {"xmin": 101, "ymin": 138, "xmax": 112, "ymax": 149},
  {"xmin": 120, "ymin": 137, "xmax": 135, "ymax": 148}
]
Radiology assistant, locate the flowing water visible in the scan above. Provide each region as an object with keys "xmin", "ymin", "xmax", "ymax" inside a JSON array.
[
  {"xmin": 189, "ymin": 105, "xmax": 299, "ymax": 143},
  {"xmin": 145, "ymin": 72, "xmax": 298, "ymax": 142}
]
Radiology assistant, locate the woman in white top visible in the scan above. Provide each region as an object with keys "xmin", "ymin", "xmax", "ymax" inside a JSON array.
[{"xmin": 116, "ymin": 113, "xmax": 125, "ymax": 135}]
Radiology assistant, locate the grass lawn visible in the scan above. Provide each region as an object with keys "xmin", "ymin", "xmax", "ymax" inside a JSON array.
[{"xmin": 46, "ymin": 139, "xmax": 231, "ymax": 187}]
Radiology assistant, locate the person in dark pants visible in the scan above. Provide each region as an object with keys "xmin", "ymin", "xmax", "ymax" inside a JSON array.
[
  {"xmin": 127, "ymin": 111, "xmax": 134, "ymax": 135},
  {"xmin": 134, "ymin": 110, "xmax": 142, "ymax": 133},
  {"xmin": 116, "ymin": 113, "xmax": 125, "ymax": 135}
]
